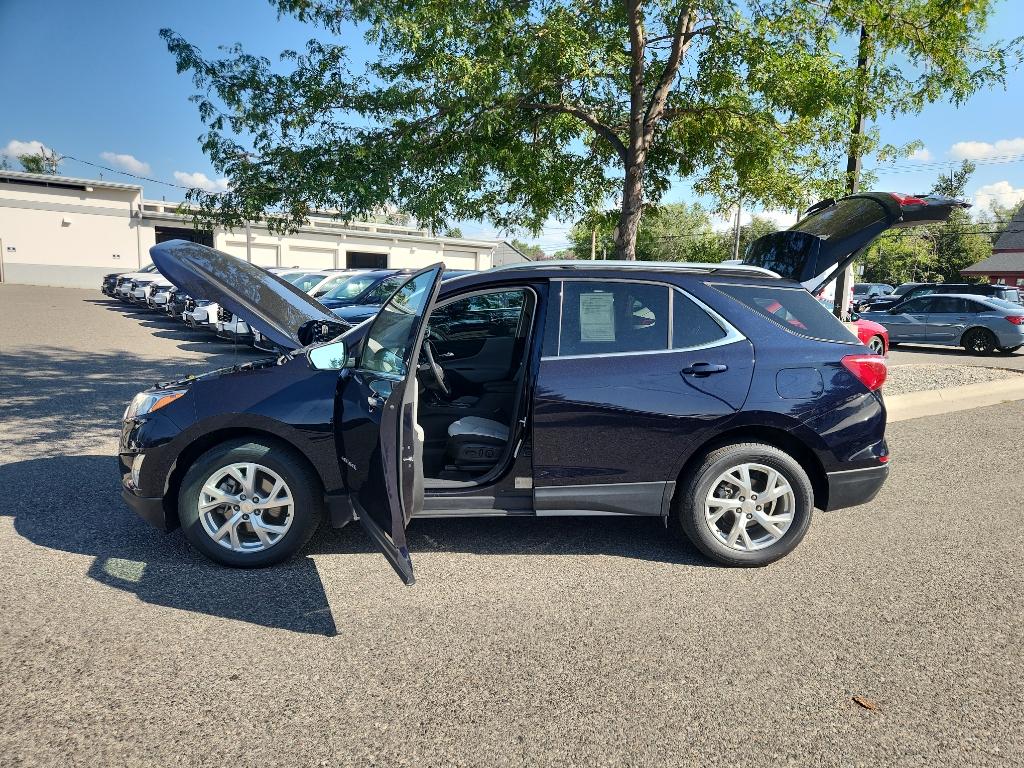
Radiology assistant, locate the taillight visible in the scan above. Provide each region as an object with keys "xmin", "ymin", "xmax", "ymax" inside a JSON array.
[
  {"xmin": 890, "ymin": 192, "xmax": 929, "ymax": 206},
  {"xmin": 841, "ymin": 354, "xmax": 887, "ymax": 392},
  {"xmin": 1005, "ymin": 315, "xmax": 1024, "ymax": 325}
]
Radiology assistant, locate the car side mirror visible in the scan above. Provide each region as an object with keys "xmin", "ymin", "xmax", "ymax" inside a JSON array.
[
  {"xmin": 307, "ymin": 340, "xmax": 348, "ymax": 371},
  {"xmin": 850, "ymin": 311, "xmax": 860, "ymax": 321}
]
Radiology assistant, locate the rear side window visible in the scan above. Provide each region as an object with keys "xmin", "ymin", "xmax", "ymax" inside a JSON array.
[
  {"xmin": 713, "ymin": 284, "xmax": 856, "ymax": 343},
  {"xmin": 674, "ymin": 292, "xmax": 727, "ymax": 348},
  {"xmin": 556, "ymin": 281, "xmax": 669, "ymax": 356}
]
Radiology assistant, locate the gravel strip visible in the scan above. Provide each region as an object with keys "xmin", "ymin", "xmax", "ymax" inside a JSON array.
[{"xmin": 885, "ymin": 363, "xmax": 1024, "ymax": 396}]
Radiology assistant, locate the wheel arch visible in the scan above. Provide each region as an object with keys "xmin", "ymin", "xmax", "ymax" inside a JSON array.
[
  {"xmin": 161, "ymin": 427, "xmax": 327, "ymax": 529},
  {"xmin": 672, "ymin": 424, "xmax": 829, "ymax": 512},
  {"xmin": 959, "ymin": 325, "xmax": 996, "ymax": 347}
]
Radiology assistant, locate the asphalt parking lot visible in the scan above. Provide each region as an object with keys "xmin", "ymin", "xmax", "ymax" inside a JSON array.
[{"xmin": 1, "ymin": 284, "xmax": 1022, "ymax": 767}]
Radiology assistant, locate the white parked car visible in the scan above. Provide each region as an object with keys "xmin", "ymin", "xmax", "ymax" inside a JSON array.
[
  {"xmin": 113, "ymin": 264, "xmax": 161, "ymax": 300},
  {"xmin": 146, "ymin": 278, "xmax": 175, "ymax": 308},
  {"xmin": 183, "ymin": 299, "xmax": 219, "ymax": 330}
]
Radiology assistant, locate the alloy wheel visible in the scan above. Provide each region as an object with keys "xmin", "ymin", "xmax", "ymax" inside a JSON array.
[
  {"xmin": 198, "ymin": 462, "xmax": 294, "ymax": 552},
  {"xmin": 868, "ymin": 336, "xmax": 885, "ymax": 355},
  {"xmin": 704, "ymin": 462, "xmax": 796, "ymax": 552}
]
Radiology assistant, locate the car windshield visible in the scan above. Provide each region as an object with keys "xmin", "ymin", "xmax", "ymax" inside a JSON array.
[
  {"xmin": 893, "ymin": 284, "xmax": 919, "ymax": 295},
  {"xmin": 321, "ymin": 274, "xmax": 379, "ymax": 300}
]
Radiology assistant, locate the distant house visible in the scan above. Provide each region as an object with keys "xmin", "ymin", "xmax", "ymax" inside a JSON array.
[
  {"xmin": 491, "ymin": 240, "xmax": 534, "ymax": 266},
  {"xmin": 960, "ymin": 203, "xmax": 1024, "ymax": 286}
]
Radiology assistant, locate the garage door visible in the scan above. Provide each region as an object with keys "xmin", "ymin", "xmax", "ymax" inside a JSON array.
[
  {"xmin": 223, "ymin": 241, "xmax": 279, "ymax": 268},
  {"xmin": 289, "ymin": 246, "xmax": 336, "ymax": 270}
]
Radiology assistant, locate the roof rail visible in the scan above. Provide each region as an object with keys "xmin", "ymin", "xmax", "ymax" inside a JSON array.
[{"xmin": 488, "ymin": 259, "xmax": 779, "ymax": 278}]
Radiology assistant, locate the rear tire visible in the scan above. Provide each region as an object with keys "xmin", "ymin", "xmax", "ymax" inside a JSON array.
[
  {"xmin": 178, "ymin": 439, "xmax": 324, "ymax": 567},
  {"xmin": 962, "ymin": 328, "xmax": 996, "ymax": 355},
  {"xmin": 672, "ymin": 442, "xmax": 814, "ymax": 567},
  {"xmin": 867, "ymin": 335, "xmax": 886, "ymax": 355}
]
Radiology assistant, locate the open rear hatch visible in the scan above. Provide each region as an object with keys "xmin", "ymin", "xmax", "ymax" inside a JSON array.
[
  {"xmin": 743, "ymin": 193, "xmax": 969, "ymax": 294},
  {"xmin": 150, "ymin": 240, "xmax": 348, "ymax": 350}
]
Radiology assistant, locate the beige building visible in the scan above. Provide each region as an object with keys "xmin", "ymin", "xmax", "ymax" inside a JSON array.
[{"xmin": 0, "ymin": 170, "xmax": 528, "ymax": 288}]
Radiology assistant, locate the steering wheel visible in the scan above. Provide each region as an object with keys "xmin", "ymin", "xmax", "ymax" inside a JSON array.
[{"xmin": 420, "ymin": 340, "xmax": 451, "ymax": 397}]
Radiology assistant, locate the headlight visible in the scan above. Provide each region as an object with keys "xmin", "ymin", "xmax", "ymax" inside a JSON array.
[{"xmin": 123, "ymin": 390, "xmax": 186, "ymax": 420}]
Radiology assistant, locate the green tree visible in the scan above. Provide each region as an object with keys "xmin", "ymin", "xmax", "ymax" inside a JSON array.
[
  {"xmin": 161, "ymin": 0, "xmax": 1017, "ymax": 259},
  {"xmin": 510, "ymin": 239, "xmax": 546, "ymax": 260},
  {"xmin": 862, "ymin": 160, "xmax": 993, "ymax": 284},
  {"xmin": 17, "ymin": 149, "xmax": 60, "ymax": 175}
]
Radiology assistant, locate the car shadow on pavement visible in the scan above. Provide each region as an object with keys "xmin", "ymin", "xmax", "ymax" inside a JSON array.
[{"xmin": 0, "ymin": 455, "xmax": 339, "ymax": 637}]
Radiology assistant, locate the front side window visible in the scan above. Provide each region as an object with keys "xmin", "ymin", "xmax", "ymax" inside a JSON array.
[
  {"xmin": 928, "ymin": 297, "xmax": 967, "ymax": 313},
  {"xmin": 897, "ymin": 297, "xmax": 933, "ymax": 314},
  {"xmin": 360, "ymin": 269, "xmax": 439, "ymax": 376},
  {"xmin": 429, "ymin": 290, "xmax": 526, "ymax": 343}
]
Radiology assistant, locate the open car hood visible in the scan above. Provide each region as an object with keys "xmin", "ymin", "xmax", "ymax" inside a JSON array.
[
  {"xmin": 743, "ymin": 192, "xmax": 969, "ymax": 294},
  {"xmin": 150, "ymin": 240, "xmax": 347, "ymax": 350}
]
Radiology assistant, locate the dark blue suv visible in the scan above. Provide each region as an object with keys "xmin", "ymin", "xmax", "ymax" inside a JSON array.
[{"xmin": 118, "ymin": 192, "xmax": 964, "ymax": 584}]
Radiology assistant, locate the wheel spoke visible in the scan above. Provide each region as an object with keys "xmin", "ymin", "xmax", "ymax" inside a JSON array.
[
  {"xmin": 739, "ymin": 526, "xmax": 754, "ymax": 550},
  {"xmin": 252, "ymin": 517, "xmax": 289, "ymax": 537},
  {"xmin": 726, "ymin": 515, "xmax": 745, "ymax": 546},
  {"xmin": 761, "ymin": 478, "xmax": 792, "ymax": 505},
  {"xmin": 212, "ymin": 511, "xmax": 243, "ymax": 547},
  {"xmin": 199, "ymin": 485, "xmax": 235, "ymax": 511}
]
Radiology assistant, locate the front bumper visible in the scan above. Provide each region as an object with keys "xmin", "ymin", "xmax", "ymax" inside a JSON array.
[
  {"xmin": 120, "ymin": 487, "xmax": 172, "ymax": 530},
  {"xmin": 825, "ymin": 463, "xmax": 889, "ymax": 511}
]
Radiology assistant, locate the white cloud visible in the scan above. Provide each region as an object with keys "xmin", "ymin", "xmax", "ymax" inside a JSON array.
[
  {"xmin": 100, "ymin": 151, "xmax": 150, "ymax": 175},
  {"xmin": 909, "ymin": 147, "xmax": 933, "ymax": 162},
  {"xmin": 2, "ymin": 139, "xmax": 51, "ymax": 158},
  {"xmin": 173, "ymin": 170, "xmax": 230, "ymax": 193},
  {"xmin": 974, "ymin": 181, "xmax": 1024, "ymax": 212},
  {"xmin": 949, "ymin": 137, "xmax": 1024, "ymax": 161}
]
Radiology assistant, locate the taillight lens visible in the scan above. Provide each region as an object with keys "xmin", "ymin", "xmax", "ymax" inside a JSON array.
[
  {"xmin": 1005, "ymin": 315, "xmax": 1024, "ymax": 325},
  {"xmin": 841, "ymin": 354, "xmax": 887, "ymax": 392},
  {"xmin": 890, "ymin": 192, "xmax": 929, "ymax": 206}
]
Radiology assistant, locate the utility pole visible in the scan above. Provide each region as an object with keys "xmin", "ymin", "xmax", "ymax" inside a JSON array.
[
  {"xmin": 591, "ymin": 227, "xmax": 596, "ymax": 260},
  {"xmin": 245, "ymin": 220, "xmax": 252, "ymax": 263},
  {"xmin": 835, "ymin": 24, "xmax": 871, "ymax": 321},
  {"xmin": 731, "ymin": 199, "xmax": 743, "ymax": 260}
]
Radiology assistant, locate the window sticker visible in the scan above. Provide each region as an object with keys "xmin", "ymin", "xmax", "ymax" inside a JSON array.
[{"xmin": 579, "ymin": 292, "xmax": 616, "ymax": 342}]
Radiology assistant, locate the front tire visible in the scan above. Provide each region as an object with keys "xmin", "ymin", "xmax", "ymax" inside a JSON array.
[
  {"xmin": 963, "ymin": 328, "xmax": 997, "ymax": 355},
  {"xmin": 178, "ymin": 439, "xmax": 324, "ymax": 567},
  {"xmin": 672, "ymin": 442, "xmax": 814, "ymax": 567}
]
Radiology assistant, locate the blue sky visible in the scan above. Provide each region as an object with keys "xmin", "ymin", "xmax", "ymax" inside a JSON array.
[{"xmin": 3, "ymin": 0, "xmax": 1024, "ymax": 252}]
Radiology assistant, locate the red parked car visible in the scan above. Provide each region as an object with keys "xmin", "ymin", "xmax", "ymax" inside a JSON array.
[{"xmin": 851, "ymin": 317, "xmax": 888, "ymax": 355}]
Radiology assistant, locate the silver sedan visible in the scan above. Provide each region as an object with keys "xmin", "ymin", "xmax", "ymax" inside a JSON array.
[{"xmin": 859, "ymin": 293, "xmax": 1024, "ymax": 355}]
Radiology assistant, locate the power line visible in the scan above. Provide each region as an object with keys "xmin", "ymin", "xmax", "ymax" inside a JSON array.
[{"xmin": 59, "ymin": 153, "xmax": 195, "ymax": 190}]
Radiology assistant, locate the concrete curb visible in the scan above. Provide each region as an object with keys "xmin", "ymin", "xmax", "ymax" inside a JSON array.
[{"xmin": 885, "ymin": 376, "xmax": 1024, "ymax": 423}]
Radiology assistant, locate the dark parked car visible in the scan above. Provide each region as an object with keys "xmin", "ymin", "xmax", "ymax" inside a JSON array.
[
  {"xmin": 119, "ymin": 192, "xmax": 962, "ymax": 583},
  {"xmin": 863, "ymin": 282, "xmax": 1021, "ymax": 311},
  {"xmin": 860, "ymin": 294, "xmax": 1024, "ymax": 354},
  {"xmin": 852, "ymin": 283, "xmax": 894, "ymax": 309}
]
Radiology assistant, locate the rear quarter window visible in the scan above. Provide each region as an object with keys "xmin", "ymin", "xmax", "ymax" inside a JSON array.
[{"xmin": 712, "ymin": 283, "xmax": 857, "ymax": 343}]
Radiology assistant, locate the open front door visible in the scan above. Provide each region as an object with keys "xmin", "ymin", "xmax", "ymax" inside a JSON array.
[{"xmin": 335, "ymin": 265, "xmax": 444, "ymax": 585}]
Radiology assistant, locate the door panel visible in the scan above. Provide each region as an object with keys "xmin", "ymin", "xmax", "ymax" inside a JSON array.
[
  {"xmin": 532, "ymin": 340, "xmax": 755, "ymax": 489},
  {"xmin": 924, "ymin": 297, "xmax": 971, "ymax": 342},
  {"xmin": 333, "ymin": 264, "xmax": 444, "ymax": 585}
]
